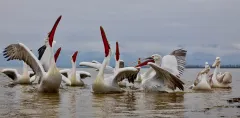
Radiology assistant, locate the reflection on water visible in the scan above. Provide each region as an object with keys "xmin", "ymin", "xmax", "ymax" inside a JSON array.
[
  {"xmin": 0, "ymin": 85, "xmax": 61, "ymax": 117},
  {"xmin": 92, "ymin": 92, "xmax": 138, "ymax": 117},
  {"xmin": 20, "ymin": 93, "xmax": 60, "ymax": 117},
  {"xmin": 0, "ymin": 68, "xmax": 239, "ymax": 118},
  {"xmin": 91, "ymin": 91, "xmax": 185, "ymax": 118}
]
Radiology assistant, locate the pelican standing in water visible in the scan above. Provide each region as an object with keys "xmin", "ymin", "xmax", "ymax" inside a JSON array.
[
  {"xmin": 210, "ymin": 57, "xmax": 232, "ymax": 88},
  {"xmin": 1, "ymin": 62, "xmax": 35, "ymax": 85},
  {"xmin": 189, "ymin": 62, "xmax": 212, "ymax": 90},
  {"xmin": 3, "ymin": 15, "xmax": 63, "ymax": 93},
  {"xmin": 92, "ymin": 26, "xmax": 140, "ymax": 94},
  {"xmin": 60, "ymin": 51, "xmax": 91, "ymax": 86},
  {"xmin": 136, "ymin": 49, "xmax": 186, "ymax": 92}
]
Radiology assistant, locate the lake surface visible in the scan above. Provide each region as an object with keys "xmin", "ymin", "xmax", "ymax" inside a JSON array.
[{"xmin": 0, "ymin": 68, "xmax": 239, "ymax": 118}]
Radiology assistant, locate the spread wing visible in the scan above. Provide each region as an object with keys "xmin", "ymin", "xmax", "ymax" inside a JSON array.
[
  {"xmin": 1, "ymin": 69, "xmax": 19, "ymax": 81},
  {"xmin": 79, "ymin": 61, "xmax": 114, "ymax": 72},
  {"xmin": 148, "ymin": 62, "xmax": 184, "ymax": 91},
  {"xmin": 222, "ymin": 72, "xmax": 232, "ymax": 84},
  {"xmin": 217, "ymin": 72, "xmax": 232, "ymax": 84},
  {"xmin": 3, "ymin": 43, "xmax": 45, "ymax": 77},
  {"xmin": 79, "ymin": 62, "xmax": 101, "ymax": 69},
  {"xmin": 162, "ymin": 49, "xmax": 187, "ymax": 77},
  {"xmin": 59, "ymin": 69, "xmax": 70, "ymax": 78},
  {"xmin": 61, "ymin": 74, "xmax": 71, "ymax": 85},
  {"xmin": 91, "ymin": 60, "xmax": 101, "ymax": 64},
  {"xmin": 113, "ymin": 67, "xmax": 140, "ymax": 84},
  {"xmin": 77, "ymin": 71, "xmax": 91, "ymax": 79},
  {"xmin": 28, "ymin": 71, "xmax": 35, "ymax": 78}
]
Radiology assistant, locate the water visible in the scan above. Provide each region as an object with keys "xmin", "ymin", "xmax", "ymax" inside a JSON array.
[{"xmin": 0, "ymin": 68, "xmax": 239, "ymax": 118}]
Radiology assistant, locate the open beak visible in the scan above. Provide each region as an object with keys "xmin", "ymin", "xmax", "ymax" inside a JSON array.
[
  {"xmin": 54, "ymin": 47, "xmax": 61, "ymax": 62},
  {"xmin": 115, "ymin": 41, "xmax": 120, "ymax": 61},
  {"xmin": 100, "ymin": 26, "xmax": 110, "ymax": 57},
  {"xmin": 48, "ymin": 15, "xmax": 62, "ymax": 47},
  {"xmin": 212, "ymin": 60, "xmax": 220, "ymax": 67},
  {"xmin": 72, "ymin": 51, "xmax": 78, "ymax": 63},
  {"xmin": 135, "ymin": 56, "xmax": 154, "ymax": 67}
]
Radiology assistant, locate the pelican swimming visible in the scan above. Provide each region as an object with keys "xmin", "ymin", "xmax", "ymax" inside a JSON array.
[
  {"xmin": 189, "ymin": 62, "xmax": 212, "ymax": 90},
  {"xmin": 60, "ymin": 51, "xmax": 91, "ymax": 86},
  {"xmin": 3, "ymin": 15, "xmax": 63, "ymax": 93},
  {"xmin": 210, "ymin": 57, "xmax": 232, "ymax": 88},
  {"xmin": 92, "ymin": 26, "xmax": 140, "ymax": 94},
  {"xmin": 136, "ymin": 49, "xmax": 187, "ymax": 92},
  {"xmin": 1, "ymin": 62, "xmax": 35, "ymax": 85}
]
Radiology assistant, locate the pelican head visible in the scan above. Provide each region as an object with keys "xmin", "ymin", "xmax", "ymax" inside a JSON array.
[
  {"xmin": 212, "ymin": 57, "xmax": 221, "ymax": 67},
  {"xmin": 205, "ymin": 62, "xmax": 208, "ymax": 65},
  {"xmin": 205, "ymin": 62, "xmax": 209, "ymax": 68},
  {"xmin": 135, "ymin": 54, "xmax": 161, "ymax": 67},
  {"xmin": 151, "ymin": 54, "xmax": 162, "ymax": 62}
]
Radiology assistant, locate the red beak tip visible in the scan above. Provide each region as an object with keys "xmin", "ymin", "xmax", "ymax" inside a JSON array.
[
  {"xmin": 115, "ymin": 41, "xmax": 120, "ymax": 60},
  {"xmin": 72, "ymin": 51, "xmax": 78, "ymax": 62},
  {"xmin": 54, "ymin": 47, "xmax": 62, "ymax": 62},
  {"xmin": 100, "ymin": 26, "xmax": 103, "ymax": 30}
]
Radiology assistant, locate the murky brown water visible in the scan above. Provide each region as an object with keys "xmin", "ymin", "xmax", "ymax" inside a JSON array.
[{"xmin": 0, "ymin": 68, "xmax": 239, "ymax": 118}]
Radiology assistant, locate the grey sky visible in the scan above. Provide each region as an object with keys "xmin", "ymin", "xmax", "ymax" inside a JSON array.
[{"xmin": 1, "ymin": 0, "xmax": 240, "ymax": 66}]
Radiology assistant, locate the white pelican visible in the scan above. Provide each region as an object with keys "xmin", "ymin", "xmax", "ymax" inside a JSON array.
[
  {"xmin": 210, "ymin": 57, "xmax": 232, "ymax": 88},
  {"xmin": 60, "ymin": 51, "xmax": 91, "ymax": 86},
  {"xmin": 3, "ymin": 15, "xmax": 63, "ymax": 93},
  {"xmin": 189, "ymin": 62, "xmax": 212, "ymax": 90},
  {"xmin": 135, "ymin": 49, "xmax": 187, "ymax": 92},
  {"xmin": 92, "ymin": 26, "xmax": 140, "ymax": 94},
  {"xmin": 1, "ymin": 62, "xmax": 35, "ymax": 85}
]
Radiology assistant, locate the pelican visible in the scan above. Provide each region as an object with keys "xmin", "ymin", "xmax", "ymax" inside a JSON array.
[
  {"xmin": 60, "ymin": 51, "xmax": 91, "ymax": 86},
  {"xmin": 210, "ymin": 57, "xmax": 232, "ymax": 88},
  {"xmin": 92, "ymin": 26, "xmax": 140, "ymax": 94},
  {"xmin": 136, "ymin": 49, "xmax": 187, "ymax": 92},
  {"xmin": 189, "ymin": 62, "xmax": 212, "ymax": 90},
  {"xmin": 1, "ymin": 62, "xmax": 35, "ymax": 85},
  {"xmin": 3, "ymin": 15, "xmax": 63, "ymax": 93}
]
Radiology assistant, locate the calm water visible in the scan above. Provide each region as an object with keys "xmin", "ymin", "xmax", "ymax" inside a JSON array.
[{"xmin": 0, "ymin": 68, "xmax": 239, "ymax": 118}]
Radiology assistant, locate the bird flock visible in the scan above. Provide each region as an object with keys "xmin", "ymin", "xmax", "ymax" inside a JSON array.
[{"xmin": 1, "ymin": 15, "xmax": 233, "ymax": 94}]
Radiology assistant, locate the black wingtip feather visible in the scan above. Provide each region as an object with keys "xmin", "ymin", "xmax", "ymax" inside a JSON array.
[{"xmin": 38, "ymin": 45, "xmax": 47, "ymax": 60}]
